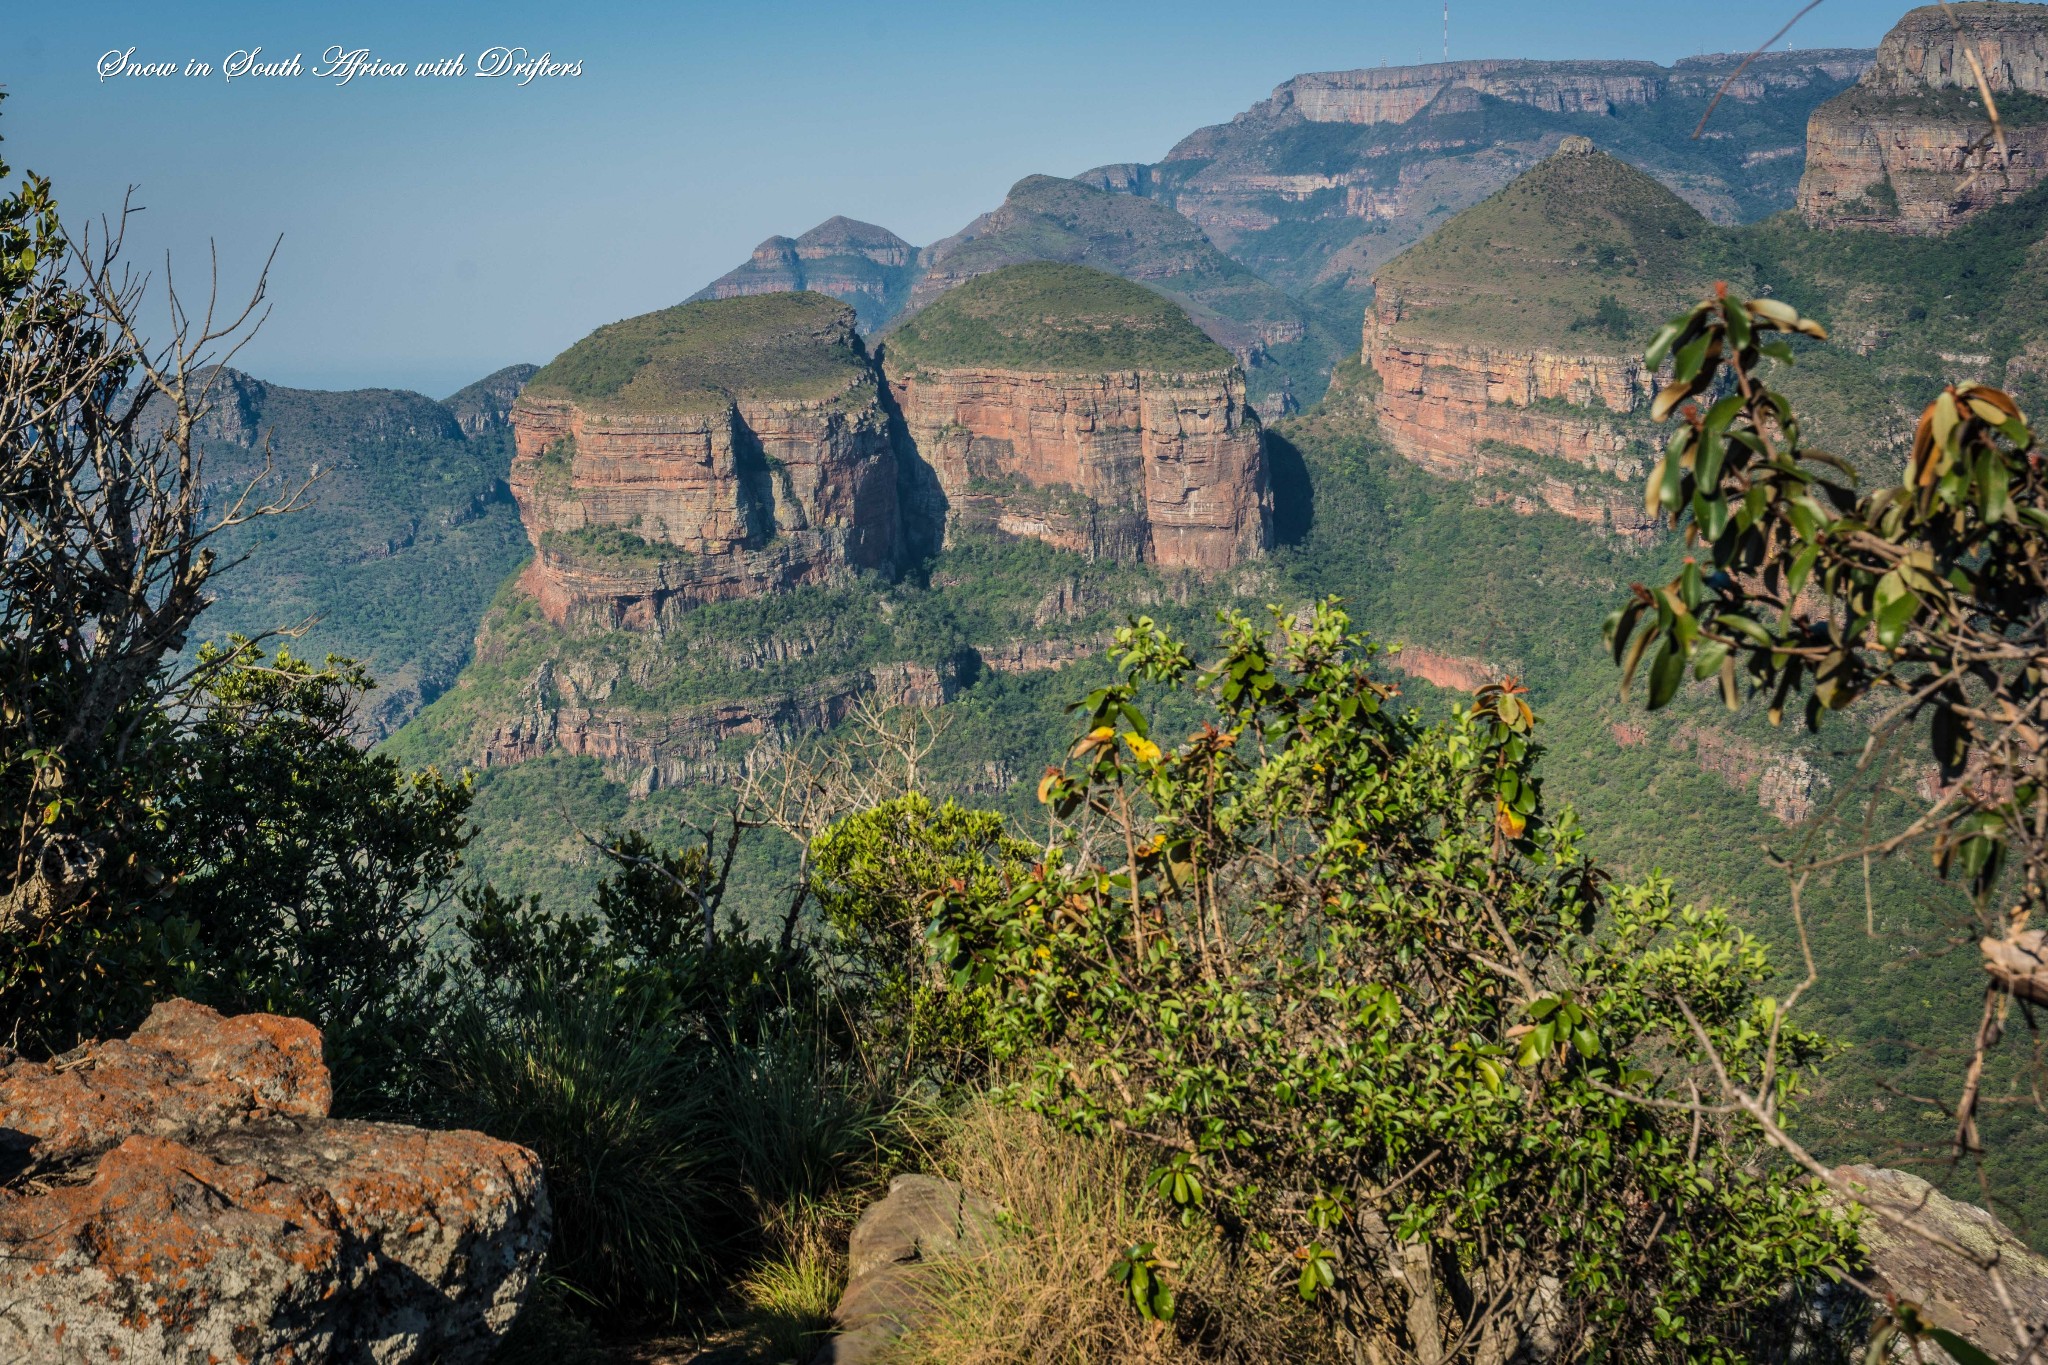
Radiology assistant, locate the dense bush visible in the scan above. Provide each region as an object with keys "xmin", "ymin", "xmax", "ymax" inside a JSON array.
[{"xmin": 933, "ymin": 601, "xmax": 1857, "ymax": 1361}]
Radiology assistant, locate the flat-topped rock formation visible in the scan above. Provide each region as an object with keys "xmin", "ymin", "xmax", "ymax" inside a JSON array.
[
  {"xmin": 1254, "ymin": 52, "xmax": 1874, "ymax": 128},
  {"xmin": 509, "ymin": 292, "xmax": 901, "ymax": 629},
  {"xmin": 884, "ymin": 263, "xmax": 1271, "ymax": 572},
  {"xmin": 1800, "ymin": 3, "xmax": 2048, "ymax": 233},
  {"xmin": 1361, "ymin": 138, "xmax": 1724, "ymax": 538}
]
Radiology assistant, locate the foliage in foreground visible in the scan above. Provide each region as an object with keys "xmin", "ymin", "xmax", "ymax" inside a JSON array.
[
  {"xmin": 1609, "ymin": 285, "xmax": 2048, "ymax": 1361},
  {"xmin": 935, "ymin": 602, "xmax": 1857, "ymax": 1362},
  {"xmin": 890, "ymin": 1099, "xmax": 1337, "ymax": 1365}
]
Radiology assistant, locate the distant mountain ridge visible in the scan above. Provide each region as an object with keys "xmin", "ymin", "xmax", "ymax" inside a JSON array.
[
  {"xmin": 688, "ymin": 217, "xmax": 920, "ymax": 331},
  {"xmin": 681, "ymin": 47, "xmax": 1873, "ymax": 414},
  {"xmin": 1082, "ymin": 48, "xmax": 1871, "ymax": 318}
]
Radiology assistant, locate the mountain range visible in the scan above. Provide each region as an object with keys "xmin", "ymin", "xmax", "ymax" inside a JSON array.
[{"xmin": 175, "ymin": 2, "xmax": 2048, "ymax": 1233}]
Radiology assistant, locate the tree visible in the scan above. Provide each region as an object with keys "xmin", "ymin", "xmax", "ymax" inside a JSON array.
[
  {"xmin": 939, "ymin": 601, "xmax": 1855, "ymax": 1363},
  {"xmin": 1606, "ymin": 283, "xmax": 2048, "ymax": 1360},
  {"xmin": 0, "ymin": 107, "xmax": 308, "ymax": 1046},
  {"xmin": 158, "ymin": 645, "xmax": 470, "ymax": 1116}
]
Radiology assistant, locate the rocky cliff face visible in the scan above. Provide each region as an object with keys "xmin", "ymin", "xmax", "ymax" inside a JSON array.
[
  {"xmin": 1254, "ymin": 54, "xmax": 1875, "ymax": 128},
  {"xmin": 1357, "ymin": 140, "xmax": 1713, "ymax": 538},
  {"xmin": 508, "ymin": 294, "xmax": 900, "ymax": 630},
  {"xmin": 1080, "ymin": 49, "xmax": 1869, "ymax": 321},
  {"xmin": 510, "ymin": 389, "xmax": 899, "ymax": 628},
  {"xmin": 1799, "ymin": 4, "xmax": 2048, "ymax": 233},
  {"xmin": 443, "ymin": 363, "xmax": 539, "ymax": 436},
  {"xmin": 886, "ymin": 364, "xmax": 1270, "ymax": 572}
]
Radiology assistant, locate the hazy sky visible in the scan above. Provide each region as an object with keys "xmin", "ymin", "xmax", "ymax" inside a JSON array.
[{"xmin": 6, "ymin": 0, "xmax": 1899, "ymax": 395}]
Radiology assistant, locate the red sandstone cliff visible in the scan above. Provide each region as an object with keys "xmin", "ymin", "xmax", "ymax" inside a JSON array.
[
  {"xmin": 1360, "ymin": 278, "xmax": 1660, "ymax": 537},
  {"xmin": 1355, "ymin": 139, "xmax": 1706, "ymax": 539},
  {"xmin": 885, "ymin": 363, "xmax": 1270, "ymax": 572},
  {"xmin": 509, "ymin": 383, "xmax": 898, "ymax": 629},
  {"xmin": 1799, "ymin": 3, "xmax": 2048, "ymax": 233}
]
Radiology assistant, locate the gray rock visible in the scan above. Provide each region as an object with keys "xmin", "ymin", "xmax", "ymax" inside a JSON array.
[
  {"xmin": 1839, "ymin": 1165, "xmax": 2048, "ymax": 1361},
  {"xmin": 812, "ymin": 1173, "xmax": 999, "ymax": 1364}
]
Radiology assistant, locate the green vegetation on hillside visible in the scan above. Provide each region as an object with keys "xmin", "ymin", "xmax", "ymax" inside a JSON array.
[
  {"xmin": 524, "ymin": 291, "xmax": 872, "ymax": 414},
  {"xmin": 1374, "ymin": 146, "xmax": 1736, "ymax": 349},
  {"xmin": 885, "ymin": 262, "xmax": 1234, "ymax": 373},
  {"xmin": 193, "ymin": 372, "xmax": 532, "ymax": 736},
  {"xmin": 905, "ymin": 176, "xmax": 1340, "ymax": 407}
]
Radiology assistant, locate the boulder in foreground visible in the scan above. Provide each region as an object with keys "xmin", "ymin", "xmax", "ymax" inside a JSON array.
[{"xmin": 0, "ymin": 998, "xmax": 549, "ymax": 1364}]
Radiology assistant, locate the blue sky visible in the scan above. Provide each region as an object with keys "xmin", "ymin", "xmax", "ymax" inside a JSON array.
[{"xmin": 5, "ymin": 1, "xmax": 1900, "ymax": 395}]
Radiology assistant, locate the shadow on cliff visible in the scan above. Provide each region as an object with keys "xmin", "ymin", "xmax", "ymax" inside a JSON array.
[
  {"xmin": 873, "ymin": 342, "xmax": 950, "ymax": 574},
  {"xmin": 1265, "ymin": 431, "xmax": 1314, "ymax": 547}
]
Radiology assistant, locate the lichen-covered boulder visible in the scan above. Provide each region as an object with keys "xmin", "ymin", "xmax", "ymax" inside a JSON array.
[
  {"xmin": 1839, "ymin": 1165, "xmax": 2048, "ymax": 1361},
  {"xmin": 0, "ymin": 999, "xmax": 548, "ymax": 1363}
]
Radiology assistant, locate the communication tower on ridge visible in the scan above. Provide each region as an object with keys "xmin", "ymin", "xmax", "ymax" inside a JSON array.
[{"xmin": 1443, "ymin": 1, "xmax": 1449, "ymax": 61}]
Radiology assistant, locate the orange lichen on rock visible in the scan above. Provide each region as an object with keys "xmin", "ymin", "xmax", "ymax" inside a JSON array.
[{"xmin": 0, "ymin": 1000, "xmax": 548, "ymax": 1364}]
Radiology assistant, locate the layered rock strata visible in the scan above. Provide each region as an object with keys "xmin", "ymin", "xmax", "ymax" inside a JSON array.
[
  {"xmin": 1362, "ymin": 292, "xmax": 1658, "ymax": 537},
  {"xmin": 0, "ymin": 999, "xmax": 547, "ymax": 1364},
  {"xmin": 1358, "ymin": 140, "xmax": 1710, "ymax": 539},
  {"xmin": 1799, "ymin": 4, "xmax": 2048, "ymax": 233},
  {"xmin": 510, "ymin": 388, "xmax": 898, "ymax": 629},
  {"xmin": 474, "ymin": 645, "xmax": 959, "ymax": 793},
  {"xmin": 472, "ymin": 631, "xmax": 1104, "ymax": 794},
  {"xmin": 886, "ymin": 364, "xmax": 1270, "ymax": 572},
  {"xmin": 508, "ymin": 295, "xmax": 900, "ymax": 630},
  {"xmin": 1256, "ymin": 53, "xmax": 1873, "ymax": 129}
]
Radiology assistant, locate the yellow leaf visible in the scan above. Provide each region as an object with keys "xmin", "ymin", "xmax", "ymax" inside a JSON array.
[
  {"xmin": 1650, "ymin": 380, "xmax": 1693, "ymax": 424},
  {"xmin": 1968, "ymin": 397, "xmax": 2010, "ymax": 426}
]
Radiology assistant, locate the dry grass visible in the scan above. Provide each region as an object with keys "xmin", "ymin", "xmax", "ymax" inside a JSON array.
[{"xmin": 884, "ymin": 1100, "xmax": 1337, "ymax": 1365}]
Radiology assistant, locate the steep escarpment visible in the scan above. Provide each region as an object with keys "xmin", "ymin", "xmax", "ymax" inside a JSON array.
[
  {"xmin": 1360, "ymin": 139, "xmax": 1725, "ymax": 536},
  {"xmin": 1082, "ymin": 49, "xmax": 1867, "ymax": 322},
  {"xmin": 509, "ymin": 293, "xmax": 900, "ymax": 629},
  {"xmin": 397, "ymin": 278, "xmax": 1273, "ymax": 803},
  {"xmin": 688, "ymin": 217, "xmax": 920, "ymax": 331},
  {"xmin": 884, "ymin": 264, "xmax": 1271, "ymax": 572},
  {"xmin": 1800, "ymin": 3, "xmax": 2048, "ymax": 233},
  {"xmin": 190, "ymin": 364, "xmax": 534, "ymax": 737}
]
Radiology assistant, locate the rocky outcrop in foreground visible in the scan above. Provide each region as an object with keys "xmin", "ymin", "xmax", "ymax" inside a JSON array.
[
  {"xmin": 814, "ymin": 1174, "xmax": 998, "ymax": 1365},
  {"xmin": 1799, "ymin": 4, "xmax": 2048, "ymax": 233},
  {"xmin": 0, "ymin": 999, "xmax": 547, "ymax": 1364},
  {"xmin": 1837, "ymin": 1165, "xmax": 2048, "ymax": 1361}
]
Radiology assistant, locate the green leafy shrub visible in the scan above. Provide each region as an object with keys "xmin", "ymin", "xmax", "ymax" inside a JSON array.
[
  {"xmin": 935, "ymin": 601, "xmax": 1858, "ymax": 1361},
  {"xmin": 811, "ymin": 792, "xmax": 1036, "ymax": 1078}
]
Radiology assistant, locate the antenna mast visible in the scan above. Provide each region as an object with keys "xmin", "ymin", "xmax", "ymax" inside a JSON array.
[{"xmin": 1443, "ymin": 1, "xmax": 1449, "ymax": 61}]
